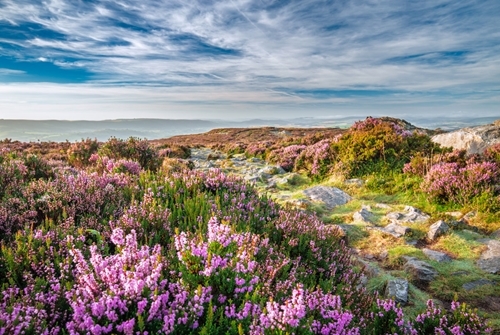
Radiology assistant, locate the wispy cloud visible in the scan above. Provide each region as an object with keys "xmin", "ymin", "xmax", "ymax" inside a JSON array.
[{"xmin": 0, "ymin": 0, "xmax": 499, "ymax": 119}]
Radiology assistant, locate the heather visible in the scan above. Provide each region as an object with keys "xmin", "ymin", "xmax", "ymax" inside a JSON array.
[{"xmin": 0, "ymin": 136, "xmax": 492, "ymax": 334}]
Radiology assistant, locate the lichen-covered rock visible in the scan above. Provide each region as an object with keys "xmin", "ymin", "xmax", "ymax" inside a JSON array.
[
  {"xmin": 385, "ymin": 279, "xmax": 409, "ymax": 305},
  {"xmin": 427, "ymin": 220, "xmax": 450, "ymax": 241},
  {"xmin": 303, "ymin": 186, "xmax": 351, "ymax": 209}
]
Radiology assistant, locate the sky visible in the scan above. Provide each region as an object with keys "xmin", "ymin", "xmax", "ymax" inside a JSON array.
[{"xmin": 0, "ymin": 0, "xmax": 499, "ymax": 120}]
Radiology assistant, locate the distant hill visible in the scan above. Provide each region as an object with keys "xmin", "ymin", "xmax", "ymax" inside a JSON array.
[{"xmin": 0, "ymin": 116, "xmax": 498, "ymax": 142}]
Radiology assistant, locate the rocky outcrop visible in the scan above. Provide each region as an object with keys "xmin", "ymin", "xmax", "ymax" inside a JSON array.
[
  {"xmin": 303, "ymin": 186, "xmax": 351, "ymax": 209},
  {"xmin": 431, "ymin": 120, "xmax": 500, "ymax": 154}
]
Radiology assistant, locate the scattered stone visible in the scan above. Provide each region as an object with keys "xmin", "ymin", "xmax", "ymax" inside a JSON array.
[
  {"xmin": 422, "ymin": 248, "xmax": 452, "ymax": 262},
  {"xmin": 404, "ymin": 258, "xmax": 438, "ymax": 285},
  {"xmin": 303, "ymin": 186, "xmax": 351, "ymax": 209},
  {"xmin": 381, "ymin": 222, "xmax": 411, "ymax": 238},
  {"xmin": 353, "ymin": 207, "xmax": 375, "ymax": 224},
  {"xmin": 445, "ymin": 211, "xmax": 463, "ymax": 218},
  {"xmin": 385, "ymin": 279, "xmax": 409, "ymax": 305},
  {"xmin": 259, "ymin": 165, "xmax": 285, "ymax": 175},
  {"xmin": 375, "ymin": 203, "xmax": 392, "ymax": 209},
  {"xmin": 462, "ymin": 279, "xmax": 495, "ymax": 291},
  {"xmin": 462, "ymin": 211, "xmax": 477, "ymax": 223},
  {"xmin": 477, "ymin": 239, "xmax": 500, "ymax": 274},
  {"xmin": 427, "ymin": 220, "xmax": 450, "ymax": 241},
  {"xmin": 286, "ymin": 198, "xmax": 311, "ymax": 209},
  {"xmin": 344, "ymin": 178, "xmax": 364, "ymax": 186},
  {"xmin": 452, "ymin": 270, "xmax": 470, "ymax": 276},
  {"xmin": 386, "ymin": 206, "xmax": 430, "ymax": 224}
]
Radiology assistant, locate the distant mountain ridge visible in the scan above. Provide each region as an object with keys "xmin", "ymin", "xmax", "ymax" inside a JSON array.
[{"xmin": 0, "ymin": 116, "xmax": 498, "ymax": 142}]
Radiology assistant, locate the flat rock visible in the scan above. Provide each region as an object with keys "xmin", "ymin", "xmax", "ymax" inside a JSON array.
[
  {"xmin": 385, "ymin": 279, "xmax": 409, "ymax": 305},
  {"xmin": 427, "ymin": 220, "xmax": 450, "ymax": 241},
  {"xmin": 381, "ymin": 222, "xmax": 411, "ymax": 238},
  {"xmin": 303, "ymin": 186, "xmax": 351, "ymax": 209},
  {"xmin": 462, "ymin": 279, "xmax": 495, "ymax": 291},
  {"xmin": 477, "ymin": 239, "xmax": 500, "ymax": 274},
  {"xmin": 386, "ymin": 206, "xmax": 430, "ymax": 224},
  {"xmin": 422, "ymin": 248, "xmax": 452, "ymax": 262},
  {"xmin": 404, "ymin": 258, "xmax": 438, "ymax": 285}
]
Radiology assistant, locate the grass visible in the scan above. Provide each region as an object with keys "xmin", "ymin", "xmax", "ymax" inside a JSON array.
[{"xmin": 432, "ymin": 233, "xmax": 486, "ymax": 260}]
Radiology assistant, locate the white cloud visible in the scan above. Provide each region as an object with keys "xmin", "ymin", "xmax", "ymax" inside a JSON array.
[{"xmin": 0, "ymin": 0, "xmax": 498, "ymax": 118}]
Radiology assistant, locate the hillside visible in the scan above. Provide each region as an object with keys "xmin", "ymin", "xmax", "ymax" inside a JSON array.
[{"xmin": 0, "ymin": 117, "xmax": 498, "ymax": 334}]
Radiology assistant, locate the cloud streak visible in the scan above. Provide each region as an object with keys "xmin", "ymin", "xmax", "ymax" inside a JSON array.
[{"xmin": 0, "ymin": 0, "xmax": 499, "ymax": 119}]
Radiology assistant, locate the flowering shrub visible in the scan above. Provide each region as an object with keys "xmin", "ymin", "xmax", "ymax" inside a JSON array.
[
  {"xmin": 422, "ymin": 161, "xmax": 500, "ymax": 207},
  {"xmin": 268, "ymin": 145, "xmax": 307, "ymax": 171},
  {"xmin": 294, "ymin": 139, "xmax": 335, "ymax": 178},
  {"xmin": 331, "ymin": 117, "xmax": 441, "ymax": 178},
  {"xmin": 67, "ymin": 138, "xmax": 100, "ymax": 168},
  {"xmin": 484, "ymin": 143, "xmax": 500, "ymax": 165},
  {"xmin": 98, "ymin": 137, "xmax": 162, "ymax": 171}
]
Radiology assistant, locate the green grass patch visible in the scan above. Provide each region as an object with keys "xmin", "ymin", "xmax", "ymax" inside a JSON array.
[
  {"xmin": 386, "ymin": 245, "xmax": 425, "ymax": 268},
  {"xmin": 432, "ymin": 232, "xmax": 485, "ymax": 260}
]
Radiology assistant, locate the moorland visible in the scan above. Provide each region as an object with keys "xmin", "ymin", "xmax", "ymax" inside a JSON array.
[{"xmin": 0, "ymin": 116, "xmax": 499, "ymax": 334}]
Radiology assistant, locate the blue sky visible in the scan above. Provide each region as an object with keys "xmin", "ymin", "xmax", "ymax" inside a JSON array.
[{"xmin": 0, "ymin": 0, "xmax": 499, "ymax": 120}]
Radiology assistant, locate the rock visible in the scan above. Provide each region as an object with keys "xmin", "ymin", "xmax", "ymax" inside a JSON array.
[
  {"xmin": 375, "ymin": 203, "xmax": 392, "ymax": 209},
  {"xmin": 386, "ymin": 206, "xmax": 430, "ymax": 224},
  {"xmin": 427, "ymin": 220, "xmax": 450, "ymax": 241},
  {"xmin": 490, "ymin": 229, "xmax": 500, "ymax": 240},
  {"xmin": 344, "ymin": 178, "xmax": 364, "ymax": 186},
  {"xmin": 259, "ymin": 166, "xmax": 285, "ymax": 175},
  {"xmin": 385, "ymin": 279, "xmax": 409, "ymax": 305},
  {"xmin": 381, "ymin": 222, "xmax": 411, "ymax": 238},
  {"xmin": 462, "ymin": 279, "xmax": 494, "ymax": 291},
  {"xmin": 422, "ymin": 248, "xmax": 452, "ymax": 262},
  {"xmin": 353, "ymin": 207, "xmax": 375, "ymax": 224},
  {"xmin": 404, "ymin": 258, "xmax": 438, "ymax": 285},
  {"xmin": 303, "ymin": 186, "xmax": 351, "ymax": 209},
  {"xmin": 431, "ymin": 120, "xmax": 500, "ymax": 154},
  {"xmin": 477, "ymin": 239, "xmax": 500, "ymax": 274},
  {"xmin": 445, "ymin": 211, "xmax": 463, "ymax": 218}
]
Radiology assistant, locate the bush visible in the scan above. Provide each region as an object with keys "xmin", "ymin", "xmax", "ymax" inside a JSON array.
[
  {"xmin": 67, "ymin": 138, "xmax": 99, "ymax": 168},
  {"xmin": 422, "ymin": 161, "xmax": 500, "ymax": 208},
  {"xmin": 98, "ymin": 137, "xmax": 162, "ymax": 171}
]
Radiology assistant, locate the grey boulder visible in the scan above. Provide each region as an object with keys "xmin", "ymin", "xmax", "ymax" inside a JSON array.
[{"xmin": 303, "ymin": 186, "xmax": 351, "ymax": 209}]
